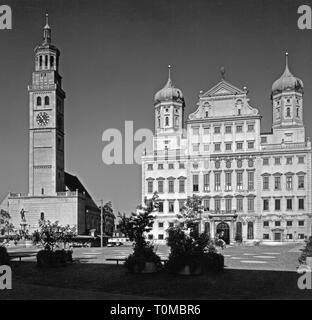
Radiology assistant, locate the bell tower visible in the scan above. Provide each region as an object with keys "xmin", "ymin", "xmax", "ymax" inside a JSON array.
[
  {"xmin": 28, "ymin": 14, "xmax": 66, "ymax": 196},
  {"xmin": 271, "ymin": 52, "xmax": 305, "ymax": 143}
]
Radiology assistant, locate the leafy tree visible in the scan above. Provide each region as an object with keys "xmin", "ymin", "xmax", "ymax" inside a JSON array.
[
  {"xmin": 0, "ymin": 210, "xmax": 11, "ymax": 235},
  {"xmin": 299, "ymin": 236, "xmax": 312, "ymax": 264},
  {"xmin": 33, "ymin": 220, "xmax": 76, "ymax": 251}
]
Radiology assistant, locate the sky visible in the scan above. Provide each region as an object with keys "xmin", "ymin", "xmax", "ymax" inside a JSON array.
[{"xmin": 0, "ymin": 0, "xmax": 312, "ymax": 215}]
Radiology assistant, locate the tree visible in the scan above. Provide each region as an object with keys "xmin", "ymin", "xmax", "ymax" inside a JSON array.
[
  {"xmin": 33, "ymin": 220, "xmax": 76, "ymax": 251},
  {"xmin": 299, "ymin": 236, "xmax": 312, "ymax": 264},
  {"xmin": 102, "ymin": 201, "xmax": 115, "ymax": 236},
  {"xmin": 0, "ymin": 210, "xmax": 11, "ymax": 235}
]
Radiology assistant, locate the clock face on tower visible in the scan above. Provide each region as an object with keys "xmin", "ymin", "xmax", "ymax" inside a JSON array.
[{"xmin": 36, "ymin": 112, "xmax": 50, "ymax": 126}]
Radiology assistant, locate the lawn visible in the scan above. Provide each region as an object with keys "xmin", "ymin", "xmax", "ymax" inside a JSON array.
[{"xmin": 3, "ymin": 260, "xmax": 312, "ymax": 300}]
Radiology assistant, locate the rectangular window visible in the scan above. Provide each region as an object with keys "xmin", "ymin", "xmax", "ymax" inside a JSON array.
[
  {"xmin": 298, "ymin": 234, "xmax": 305, "ymax": 239},
  {"xmin": 237, "ymin": 172, "xmax": 243, "ymax": 190},
  {"xmin": 274, "ymin": 176, "xmax": 281, "ymax": 190},
  {"xmin": 215, "ymin": 172, "xmax": 221, "ymax": 191},
  {"xmin": 225, "ymin": 172, "xmax": 232, "ymax": 191},
  {"xmin": 203, "ymin": 144, "xmax": 209, "ymax": 152},
  {"xmin": 248, "ymin": 171, "xmax": 254, "ymax": 191},
  {"xmin": 263, "ymin": 176, "xmax": 269, "ymax": 190},
  {"xmin": 203, "ymin": 127, "xmax": 209, "ymax": 135},
  {"xmin": 168, "ymin": 163, "xmax": 174, "ymax": 169},
  {"xmin": 147, "ymin": 164, "xmax": 153, "ymax": 170},
  {"xmin": 261, "ymin": 136, "xmax": 268, "ymax": 144},
  {"xmin": 247, "ymin": 141, "xmax": 255, "ymax": 149},
  {"xmin": 214, "ymin": 126, "xmax": 221, "ymax": 134},
  {"xmin": 193, "ymin": 175, "xmax": 199, "ymax": 192},
  {"xmin": 179, "ymin": 179, "xmax": 185, "ymax": 193},
  {"xmin": 225, "ymin": 143, "xmax": 232, "ymax": 151},
  {"xmin": 247, "ymin": 124, "xmax": 255, "ymax": 132},
  {"xmin": 287, "ymin": 221, "xmax": 292, "ymax": 227},
  {"xmin": 298, "ymin": 220, "xmax": 305, "ymax": 227},
  {"xmin": 225, "ymin": 198, "xmax": 232, "ymax": 213},
  {"xmin": 158, "ymin": 234, "xmax": 164, "ymax": 240},
  {"xmin": 248, "ymin": 198, "xmax": 254, "ymax": 212},
  {"xmin": 275, "ymin": 221, "xmax": 281, "ymax": 227},
  {"xmin": 274, "ymin": 157, "xmax": 281, "ymax": 165},
  {"xmin": 148, "ymin": 234, "xmax": 153, "ymax": 240},
  {"xmin": 275, "ymin": 199, "xmax": 281, "ymax": 211},
  {"xmin": 179, "ymin": 162, "xmax": 185, "ymax": 169},
  {"xmin": 214, "ymin": 143, "xmax": 221, "ymax": 152},
  {"xmin": 286, "ymin": 157, "xmax": 293, "ymax": 165},
  {"xmin": 168, "ymin": 180, "xmax": 174, "ymax": 193},
  {"xmin": 147, "ymin": 181, "xmax": 153, "ymax": 193},
  {"xmin": 236, "ymin": 125, "xmax": 243, "ymax": 133},
  {"xmin": 286, "ymin": 176, "xmax": 293, "ymax": 190},
  {"xmin": 263, "ymin": 158, "xmax": 269, "ymax": 165},
  {"xmin": 179, "ymin": 200, "xmax": 184, "ymax": 212},
  {"xmin": 168, "ymin": 201, "xmax": 174, "ymax": 213},
  {"xmin": 236, "ymin": 142, "xmax": 243, "ymax": 150},
  {"xmin": 299, "ymin": 198, "xmax": 305, "ymax": 210},
  {"xmin": 169, "ymin": 222, "xmax": 174, "ymax": 228},
  {"xmin": 215, "ymin": 199, "xmax": 221, "ymax": 212},
  {"xmin": 298, "ymin": 175, "xmax": 305, "ymax": 189},
  {"xmin": 263, "ymin": 234, "xmax": 269, "ymax": 240},
  {"xmin": 298, "ymin": 156, "xmax": 305, "ymax": 164},
  {"xmin": 263, "ymin": 221, "xmax": 269, "ymax": 227},
  {"xmin": 203, "ymin": 199, "xmax": 210, "ymax": 211},
  {"xmin": 225, "ymin": 126, "xmax": 232, "ymax": 133},
  {"xmin": 158, "ymin": 222, "xmax": 164, "ymax": 228},
  {"xmin": 286, "ymin": 199, "xmax": 292, "ymax": 210},
  {"xmin": 193, "ymin": 143, "xmax": 200, "ymax": 152},
  {"xmin": 237, "ymin": 198, "xmax": 243, "ymax": 212},
  {"xmin": 158, "ymin": 180, "xmax": 164, "ymax": 193},
  {"xmin": 203, "ymin": 173, "xmax": 210, "ymax": 192},
  {"xmin": 158, "ymin": 164, "xmax": 164, "ymax": 170},
  {"xmin": 263, "ymin": 199, "xmax": 269, "ymax": 211},
  {"xmin": 193, "ymin": 127, "xmax": 199, "ymax": 135}
]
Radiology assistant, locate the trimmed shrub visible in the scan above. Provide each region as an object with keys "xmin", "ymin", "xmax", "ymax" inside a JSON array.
[{"xmin": 0, "ymin": 246, "xmax": 10, "ymax": 265}]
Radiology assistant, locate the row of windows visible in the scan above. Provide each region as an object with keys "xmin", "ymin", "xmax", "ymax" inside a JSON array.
[
  {"xmin": 36, "ymin": 96, "xmax": 50, "ymax": 106},
  {"xmin": 192, "ymin": 124, "xmax": 255, "ymax": 136},
  {"xmin": 263, "ymin": 174, "xmax": 305, "ymax": 190},
  {"xmin": 38, "ymin": 54, "xmax": 55, "ymax": 68},
  {"xmin": 147, "ymin": 162, "xmax": 185, "ymax": 170},
  {"xmin": 263, "ymin": 156, "xmax": 305, "ymax": 165},
  {"xmin": 154, "ymin": 197, "xmax": 256, "ymax": 213},
  {"xmin": 263, "ymin": 198, "xmax": 305, "ymax": 211},
  {"xmin": 263, "ymin": 220, "xmax": 305, "ymax": 227},
  {"xmin": 263, "ymin": 233, "xmax": 305, "ymax": 240},
  {"xmin": 192, "ymin": 141, "xmax": 255, "ymax": 152}
]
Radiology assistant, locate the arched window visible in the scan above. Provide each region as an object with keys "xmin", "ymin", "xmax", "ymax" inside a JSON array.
[
  {"xmin": 165, "ymin": 117, "xmax": 169, "ymax": 126},
  {"xmin": 205, "ymin": 111, "xmax": 209, "ymax": 118},
  {"xmin": 36, "ymin": 96, "xmax": 42, "ymax": 106},
  {"xmin": 45, "ymin": 55, "xmax": 48, "ymax": 67},
  {"xmin": 41, "ymin": 188, "xmax": 44, "ymax": 195},
  {"xmin": 175, "ymin": 117, "xmax": 179, "ymax": 126},
  {"xmin": 236, "ymin": 222, "xmax": 242, "ymax": 241},
  {"xmin": 39, "ymin": 56, "xmax": 42, "ymax": 67},
  {"xmin": 286, "ymin": 107, "xmax": 291, "ymax": 117},
  {"xmin": 296, "ymin": 107, "xmax": 300, "ymax": 118},
  {"xmin": 247, "ymin": 222, "xmax": 254, "ymax": 239},
  {"xmin": 44, "ymin": 96, "xmax": 50, "ymax": 106},
  {"xmin": 50, "ymin": 56, "xmax": 54, "ymax": 68},
  {"xmin": 158, "ymin": 117, "xmax": 161, "ymax": 128},
  {"xmin": 40, "ymin": 212, "xmax": 45, "ymax": 221}
]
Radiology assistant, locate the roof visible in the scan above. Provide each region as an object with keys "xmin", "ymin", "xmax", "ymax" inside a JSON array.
[{"xmin": 65, "ymin": 172, "xmax": 91, "ymax": 199}]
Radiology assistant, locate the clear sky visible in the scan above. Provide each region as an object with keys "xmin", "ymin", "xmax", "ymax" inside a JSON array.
[{"xmin": 0, "ymin": 0, "xmax": 312, "ymax": 215}]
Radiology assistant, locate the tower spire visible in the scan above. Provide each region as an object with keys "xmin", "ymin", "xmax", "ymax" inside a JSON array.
[
  {"xmin": 285, "ymin": 51, "xmax": 289, "ymax": 70},
  {"xmin": 43, "ymin": 13, "xmax": 51, "ymax": 44}
]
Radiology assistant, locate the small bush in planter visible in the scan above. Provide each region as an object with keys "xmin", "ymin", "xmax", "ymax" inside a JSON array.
[
  {"xmin": 33, "ymin": 220, "xmax": 76, "ymax": 267},
  {"xmin": 166, "ymin": 195, "xmax": 224, "ymax": 274},
  {"xmin": 119, "ymin": 192, "xmax": 162, "ymax": 273},
  {"xmin": 0, "ymin": 246, "xmax": 10, "ymax": 265}
]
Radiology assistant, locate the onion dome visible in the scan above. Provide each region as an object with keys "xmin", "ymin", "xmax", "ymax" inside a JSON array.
[
  {"xmin": 154, "ymin": 65, "xmax": 185, "ymax": 105},
  {"xmin": 272, "ymin": 52, "xmax": 303, "ymax": 95}
]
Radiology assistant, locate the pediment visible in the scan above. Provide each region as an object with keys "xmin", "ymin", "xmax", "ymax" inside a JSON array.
[{"xmin": 201, "ymin": 80, "xmax": 245, "ymax": 98}]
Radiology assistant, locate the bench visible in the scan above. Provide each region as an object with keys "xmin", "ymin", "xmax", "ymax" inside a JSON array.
[
  {"xmin": 8, "ymin": 252, "xmax": 37, "ymax": 261},
  {"xmin": 106, "ymin": 258, "xmax": 168, "ymax": 265}
]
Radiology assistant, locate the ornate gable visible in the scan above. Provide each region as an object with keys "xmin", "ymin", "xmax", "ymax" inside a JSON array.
[{"xmin": 201, "ymin": 80, "xmax": 245, "ymax": 98}]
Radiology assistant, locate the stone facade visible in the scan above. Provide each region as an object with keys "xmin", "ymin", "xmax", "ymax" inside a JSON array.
[
  {"xmin": 141, "ymin": 59, "xmax": 312, "ymax": 244},
  {"xmin": 1, "ymin": 16, "xmax": 100, "ymax": 235}
]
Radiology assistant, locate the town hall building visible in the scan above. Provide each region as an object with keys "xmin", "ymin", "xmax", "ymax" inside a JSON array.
[
  {"xmin": 142, "ymin": 56, "xmax": 312, "ymax": 244},
  {"xmin": 0, "ymin": 15, "xmax": 100, "ymax": 235}
]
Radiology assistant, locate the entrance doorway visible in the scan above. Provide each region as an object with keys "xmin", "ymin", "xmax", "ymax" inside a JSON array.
[
  {"xmin": 274, "ymin": 232, "xmax": 281, "ymax": 241},
  {"xmin": 216, "ymin": 222, "xmax": 230, "ymax": 244}
]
